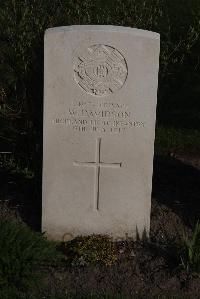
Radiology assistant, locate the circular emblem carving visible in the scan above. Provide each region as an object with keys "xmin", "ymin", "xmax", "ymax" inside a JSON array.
[{"xmin": 73, "ymin": 44, "xmax": 128, "ymax": 97}]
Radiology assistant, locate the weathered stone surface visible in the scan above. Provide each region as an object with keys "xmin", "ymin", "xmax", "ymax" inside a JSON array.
[{"xmin": 42, "ymin": 25, "xmax": 160, "ymax": 240}]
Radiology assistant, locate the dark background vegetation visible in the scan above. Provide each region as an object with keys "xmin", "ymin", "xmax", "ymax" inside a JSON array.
[{"xmin": 0, "ymin": 0, "xmax": 200, "ymax": 175}]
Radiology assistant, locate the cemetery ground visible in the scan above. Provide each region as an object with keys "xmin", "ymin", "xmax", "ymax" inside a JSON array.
[{"xmin": 0, "ymin": 127, "xmax": 200, "ymax": 299}]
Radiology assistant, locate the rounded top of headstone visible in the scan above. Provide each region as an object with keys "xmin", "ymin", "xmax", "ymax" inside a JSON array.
[{"xmin": 45, "ymin": 25, "xmax": 160, "ymax": 40}]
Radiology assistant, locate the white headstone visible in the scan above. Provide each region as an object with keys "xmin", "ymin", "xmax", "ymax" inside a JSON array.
[{"xmin": 42, "ymin": 25, "xmax": 160, "ymax": 241}]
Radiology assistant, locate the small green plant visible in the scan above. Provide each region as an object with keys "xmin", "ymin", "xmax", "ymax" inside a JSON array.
[
  {"xmin": 0, "ymin": 218, "xmax": 62, "ymax": 295},
  {"xmin": 63, "ymin": 234, "xmax": 118, "ymax": 266},
  {"xmin": 180, "ymin": 220, "xmax": 200, "ymax": 274}
]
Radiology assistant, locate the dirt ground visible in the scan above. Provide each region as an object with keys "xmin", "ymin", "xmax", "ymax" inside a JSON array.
[{"xmin": 1, "ymin": 153, "xmax": 200, "ymax": 298}]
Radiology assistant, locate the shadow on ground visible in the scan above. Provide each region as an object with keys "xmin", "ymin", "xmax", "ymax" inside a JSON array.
[
  {"xmin": 0, "ymin": 168, "xmax": 41, "ymax": 231},
  {"xmin": 152, "ymin": 154, "xmax": 200, "ymax": 228}
]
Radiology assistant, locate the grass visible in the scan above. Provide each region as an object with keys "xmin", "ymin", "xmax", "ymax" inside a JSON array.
[{"xmin": 180, "ymin": 221, "xmax": 200, "ymax": 274}]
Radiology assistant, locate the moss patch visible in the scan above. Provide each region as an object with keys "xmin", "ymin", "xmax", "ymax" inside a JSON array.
[{"xmin": 62, "ymin": 234, "xmax": 118, "ymax": 266}]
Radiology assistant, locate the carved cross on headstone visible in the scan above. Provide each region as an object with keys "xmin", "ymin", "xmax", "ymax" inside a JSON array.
[{"xmin": 73, "ymin": 138, "xmax": 122, "ymax": 211}]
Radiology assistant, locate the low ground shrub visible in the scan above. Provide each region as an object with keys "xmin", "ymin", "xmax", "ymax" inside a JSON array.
[{"xmin": 0, "ymin": 218, "xmax": 62, "ymax": 296}]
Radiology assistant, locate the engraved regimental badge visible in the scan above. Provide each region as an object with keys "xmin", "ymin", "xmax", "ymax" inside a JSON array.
[{"xmin": 73, "ymin": 44, "xmax": 128, "ymax": 97}]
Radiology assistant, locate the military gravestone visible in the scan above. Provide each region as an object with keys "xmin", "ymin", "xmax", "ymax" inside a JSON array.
[{"xmin": 42, "ymin": 25, "xmax": 160, "ymax": 240}]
